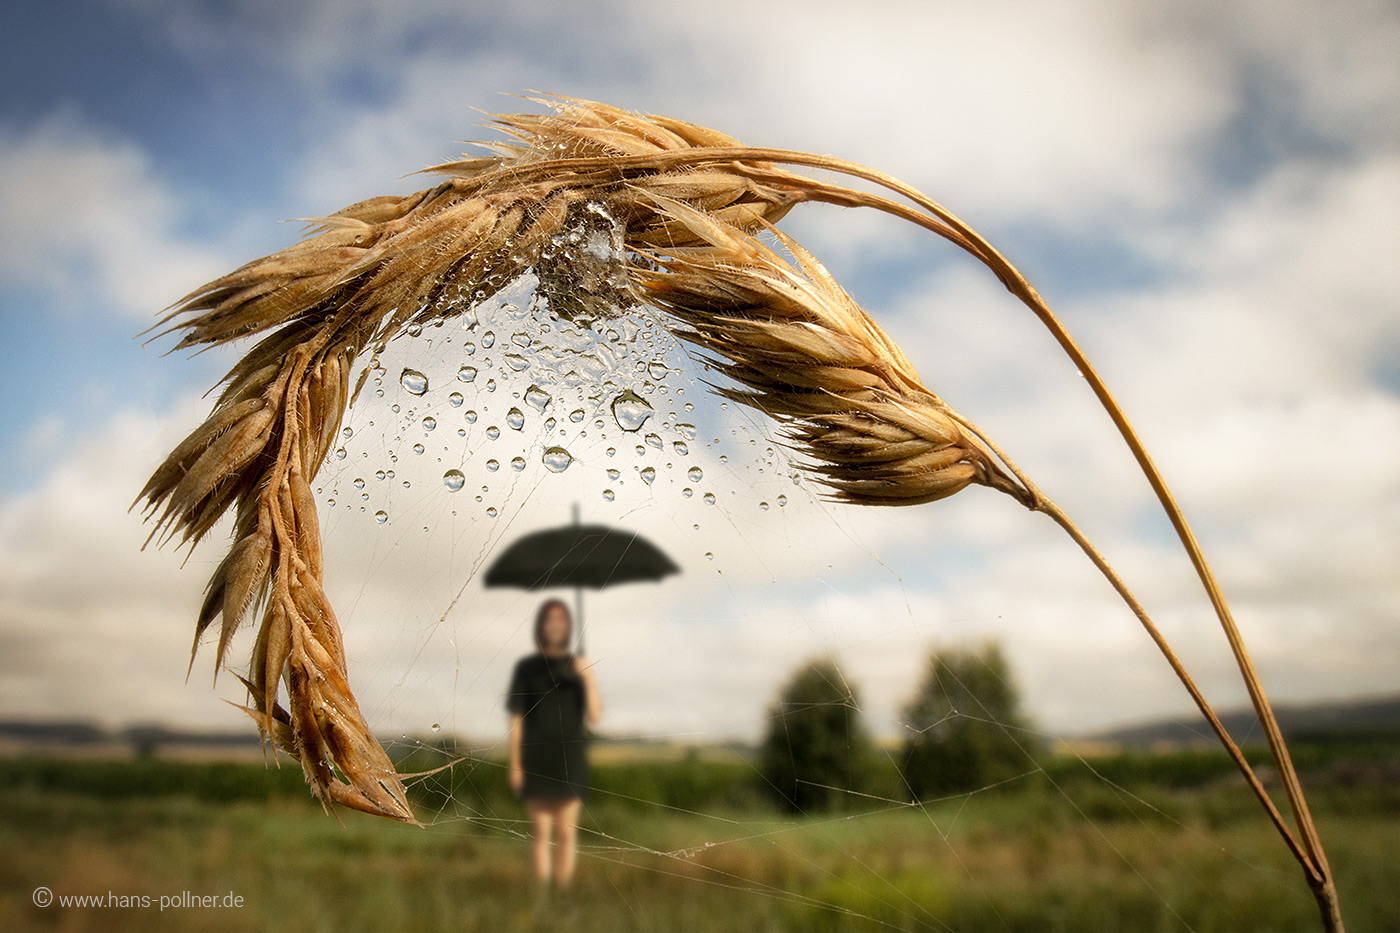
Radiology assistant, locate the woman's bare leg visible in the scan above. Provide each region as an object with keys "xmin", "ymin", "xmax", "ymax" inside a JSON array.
[
  {"xmin": 526, "ymin": 800, "xmax": 555, "ymax": 887},
  {"xmin": 553, "ymin": 798, "xmax": 583, "ymax": 889}
]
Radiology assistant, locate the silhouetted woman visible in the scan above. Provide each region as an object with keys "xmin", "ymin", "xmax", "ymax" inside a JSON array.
[{"xmin": 506, "ymin": 598, "xmax": 602, "ymax": 891}]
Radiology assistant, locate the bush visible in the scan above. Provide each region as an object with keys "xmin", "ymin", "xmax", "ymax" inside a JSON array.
[
  {"xmin": 759, "ymin": 657, "xmax": 876, "ymax": 814},
  {"xmin": 899, "ymin": 642, "xmax": 1038, "ymax": 800}
]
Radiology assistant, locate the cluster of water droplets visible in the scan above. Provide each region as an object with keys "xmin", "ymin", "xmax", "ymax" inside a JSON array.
[{"xmin": 315, "ymin": 203, "xmax": 806, "ymax": 544}]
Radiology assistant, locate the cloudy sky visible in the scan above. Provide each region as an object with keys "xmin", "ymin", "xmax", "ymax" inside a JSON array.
[{"xmin": 1, "ymin": 0, "xmax": 1397, "ymax": 752}]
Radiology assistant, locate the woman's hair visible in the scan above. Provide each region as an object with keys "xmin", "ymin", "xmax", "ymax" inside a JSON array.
[{"xmin": 533, "ymin": 598, "xmax": 573, "ymax": 651}]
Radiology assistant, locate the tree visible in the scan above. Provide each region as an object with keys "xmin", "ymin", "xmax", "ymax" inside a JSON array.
[
  {"xmin": 759, "ymin": 657, "xmax": 875, "ymax": 814},
  {"xmin": 899, "ymin": 642, "xmax": 1037, "ymax": 800}
]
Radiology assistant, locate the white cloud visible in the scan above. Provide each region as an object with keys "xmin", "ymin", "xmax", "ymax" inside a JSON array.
[{"xmin": 0, "ymin": 114, "xmax": 227, "ymax": 320}]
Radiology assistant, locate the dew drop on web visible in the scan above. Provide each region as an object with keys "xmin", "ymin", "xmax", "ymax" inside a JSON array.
[{"xmin": 400, "ymin": 369, "xmax": 429, "ymax": 395}]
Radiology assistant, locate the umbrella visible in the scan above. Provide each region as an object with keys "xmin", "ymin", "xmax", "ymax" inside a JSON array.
[{"xmin": 484, "ymin": 505, "xmax": 680, "ymax": 651}]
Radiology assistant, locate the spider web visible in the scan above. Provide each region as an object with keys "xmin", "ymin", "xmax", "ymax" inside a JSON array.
[{"xmin": 301, "ymin": 244, "xmax": 1316, "ymax": 931}]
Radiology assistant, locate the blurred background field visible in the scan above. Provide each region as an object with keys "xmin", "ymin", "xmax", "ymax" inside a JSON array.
[{"xmin": 2, "ymin": 722, "xmax": 1397, "ymax": 933}]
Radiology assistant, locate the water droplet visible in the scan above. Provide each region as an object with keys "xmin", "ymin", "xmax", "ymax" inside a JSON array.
[
  {"xmin": 353, "ymin": 477, "xmax": 365, "ymax": 490},
  {"xmin": 703, "ymin": 492, "xmax": 716, "ymax": 505},
  {"xmin": 504, "ymin": 353, "xmax": 530, "ymax": 372},
  {"xmin": 512, "ymin": 331, "xmax": 531, "ymax": 347},
  {"xmin": 759, "ymin": 501, "xmax": 770, "ymax": 511},
  {"xmin": 400, "ymin": 369, "xmax": 429, "ymax": 395},
  {"xmin": 422, "ymin": 416, "xmax": 436, "ymax": 431},
  {"xmin": 486, "ymin": 459, "xmax": 500, "ymax": 472},
  {"xmin": 486, "ymin": 379, "xmax": 497, "ymax": 393},
  {"xmin": 407, "ymin": 322, "xmax": 422, "ymax": 337},
  {"xmin": 676, "ymin": 423, "xmax": 697, "ymax": 440},
  {"xmin": 777, "ymin": 494, "xmax": 788, "ymax": 507},
  {"xmin": 342, "ymin": 427, "xmax": 353, "ymax": 439},
  {"xmin": 374, "ymin": 510, "xmax": 388, "ymax": 524},
  {"xmin": 682, "ymin": 488, "xmax": 693, "ymax": 498},
  {"xmin": 640, "ymin": 467, "xmax": 656, "ymax": 485},
  {"xmin": 486, "ymin": 506, "xmax": 498, "ymax": 518},
  {"xmin": 334, "ymin": 447, "xmax": 347, "ymax": 460},
  {"xmin": 611, "ymin": 389, "xmax": 653, "ymax": 432},
  {"xmin": 704, "ymin": 552, "xmax": 714, "ymax": 561},
  {"xmin": 687, "ymin": 467, "xmax": 704, "ymax": 482},
  {"xmin": 481, "ymin": 331, "xmax": 496, "ymax": 348},
  {"xmin": 673, "ymin": 441, "xmax": 689, "ymax": 456},
  {"xmin": 457, "ymin": 365, "xmax": 477, "ymax": 383},
  {"xmin": 510, "ymin": 456, "xmax": 526, "ymax": 472},
  {"xmin": 443, "ymin": 470, "xmax": 465, "ymax": 491},
  {"xmin": 719, "ymin": 455, "xmax": 729, "ymax": 464},
  {"xmin": 525, "ymin": 384, "xmax": 552, "ymax": 413},
  {"xmin": 542, "ymin": 447, "xmax": 573, "ymax": 473},
  {"xmin": 569, "ymin": 409, "xmax": 585, "ymax": 423},
  {"xmin": 448, "ymin": 392, "xmax": 464, "ymax": 407},
  {"xmin": 644, "ymin": 432, "xmax": 662, "ymax": 449},
  {"xmin": 412, "ymin": 443, "xmax": 425, "ymax": 455},
  {"xmin": 464, "ymin": 410, "xmax": 478, "ymax": 424},
  {"xmin": 647, "ymin": 361, "xmax": 669, "ymax": 380},
  {"xmin": 607, "ymin": 468, "xmax": 621, "ymax": 481},
  {"xmin": 375, "ymin": 470, "xmax": 386, "ymax": 481},
  {"xmin": 605, "ymin": 447, "xmax": 616, "ymax": 457},
  {"xmin": 635, "ymin": 445, "xmax": 645, "ymax": 456},
  {"xmin": 683, "ymin": 402, "xmax": 694, "ymax": 412},
  {"xmin": 486, "ymin": 425, "xmax": 500, "ymax": 440},
  {"xmin": 602, "ymin": 489, "xmax": 616, "ymax": 501},
  {"xmin": 506, "ymin": 408, "xmax": 525, "ymax": 431},
  {"xmin": 431, "ymin": 722, "xmax": 441, "ymax": 732},
  {"xmin": 545, "ymin": 417, "xmax": 556, "ymax": 431}
]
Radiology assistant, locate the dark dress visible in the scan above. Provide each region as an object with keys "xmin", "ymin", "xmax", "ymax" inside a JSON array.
[{"xmin": 507, "ymin": 653, "xmax": 590, "ymax": 800}]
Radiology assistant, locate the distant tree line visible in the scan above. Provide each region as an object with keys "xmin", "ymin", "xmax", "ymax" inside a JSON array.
[{"xmin": 759, "ymin": 642, "xmax": 1039, "ymax": 814}]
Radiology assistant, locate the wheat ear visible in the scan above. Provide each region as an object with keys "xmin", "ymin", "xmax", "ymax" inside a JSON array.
[{"xmin": 138, "ymin": 97, "xmax": 1340, "ymax": 930}]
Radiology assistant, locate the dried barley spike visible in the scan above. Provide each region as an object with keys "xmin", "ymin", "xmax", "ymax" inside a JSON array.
[{"xmin": 633, "ymin": 198, "xmax": 1032, "ymax": 508}]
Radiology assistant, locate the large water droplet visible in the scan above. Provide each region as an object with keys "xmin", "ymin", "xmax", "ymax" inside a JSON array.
[
  {"xmin": 412, "ymin": 443, "xmax": 425, "ymax": 455},
  {"xmin": 448, "ymin": 392, "xmax": 464, "ymax": 407},
  {"xmin": 431, "ymin": 722, "xmax": 441, "ymax": 733},
  {"xmin": 457, "ymin": 365, "xmax": 477, "ymax": 383},
  {"xmin": 682, "ymin": 487, "xmax": 693, "ymax": 498},
  {"xmin": 687, "ymin": 467, "xmax": 704, "ymax": 482},
  {"xmin": 334, "ymin": 447, "xmax": 347, "ymax": 460},
  {"xmin": 374, "ymin": 510, "xmax": 389, "ymax": 524},
  {"xmin": 703, "ymin": 492, "xmax": 716, "ymax": 505},
  {"xmin": 644, "ymin": 433, "xmax": 662, "ymax": 449},
  {"xmin": 675, "ymin": 423, "xmax": 697, "ymax": 440},
  {"xmin": 353, "ymin": 477, "xmax": 365, "ymax": 490},
  {"xmin": 542, "ymin": 447, "xmax": 573, "ymax": 473},
  {"xmin": 504, "ymin": 353, "xmax": 530, "ymax": 372},
  {"xmin": 422, "ymin": 416, "xmax": 436, "ymax": 431},
  {"xmin": 506, "ymin": 408, "xmax": 525, "ymax": 431},
  {"xmin": 486, "ymin": 459, "xmax": 500, "ymax": 472},
  {"xmin": 611, "ymin": 389, "xmax": 653, "ymax": 432},
  {"xmin": 525, "ymin": 384, "xmax": 552, "ymax": 414},
  {"xmin": 607, "ymin": 468, "xmax": 620, "ymax": 481},
  {"xmin": 777, "ymin": 495, "xmax": 788, "ymax": 507},
  {"xmin": 602, "ymin": 489, "xmax": 616, "ymax": 501},
  {"xmin": 486, "ymin": 425, "xmax": 500, "ymax": 440},
  {"xmin": 486, "ymin": 506, "xmax": 498, "ymax": 518},
  {"xmin": 759, "ymin": 501, "xmax": 770, "ymax": 511},
  {"xmin": 400, "ymin": 369, "xmax": 429, "ymax": 395},
  {"xmin": 481, "ymin": 330, "xmax": 496, "ymax": 348},
  {"xmin": 640, "ymin": 467, "xmax": 656, "ymax": 485},
  {"xmin": 510, "ymin": 456, "xmax": 526, "ymax": 472},
  {"xmin": 569, "ymin": 409, "xmax": 585, "ymax": 423},
  {"xmin": 443, "ymin": 470, "xmax": 465, "ymax": 492},
  {"xmin": 672, "ymin": 441, "xmax": 688, "ymax": 456},
  {"xmin": 465, "ymin": 410, "xmax": 478, "ymax": 424}
]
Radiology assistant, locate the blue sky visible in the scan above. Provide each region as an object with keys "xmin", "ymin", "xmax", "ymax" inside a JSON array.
[{"xmin": 1, "ymin": 0, "xmax": 1397, "ymax": 742}]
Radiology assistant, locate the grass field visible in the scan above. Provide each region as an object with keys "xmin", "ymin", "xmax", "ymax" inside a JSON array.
[{"xmin": 0, "ymin": 751, "xmax": 1396, "ymax": 932}]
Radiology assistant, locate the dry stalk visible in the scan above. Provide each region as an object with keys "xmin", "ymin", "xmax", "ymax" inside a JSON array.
[{"xmin": 138, "ymin": 96, "xmax": 1340, "ymax": 930}]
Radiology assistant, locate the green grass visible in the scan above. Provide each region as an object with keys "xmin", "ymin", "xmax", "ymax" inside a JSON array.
[{"xmin": 0, "ymin": 755, "xmax": 1396, "ymax": 932}]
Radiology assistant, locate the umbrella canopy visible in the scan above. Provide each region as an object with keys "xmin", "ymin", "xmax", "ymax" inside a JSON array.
[
  {"xmin": 484, "ymin": 508, "xmax": 680, "ymax": 653},
  {"xmin": 484, "ymin": 522, "xmax": 680, "ymax": 591}
]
